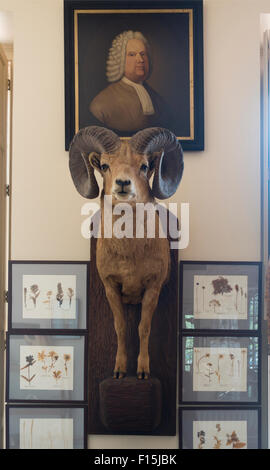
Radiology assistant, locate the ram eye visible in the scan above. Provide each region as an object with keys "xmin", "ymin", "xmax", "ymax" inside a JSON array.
[
  {"xmin": 101, "ymin": 164, "xmax": 109, "ymax": 172},
  {"xmin": 140, "ymin": 164, "xmax": 148, "ymax": 172}
]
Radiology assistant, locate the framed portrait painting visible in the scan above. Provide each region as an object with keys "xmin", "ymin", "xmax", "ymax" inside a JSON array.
[{"xmin": 64, "ymin": 0, "xmax": 204, "ymax": 151}]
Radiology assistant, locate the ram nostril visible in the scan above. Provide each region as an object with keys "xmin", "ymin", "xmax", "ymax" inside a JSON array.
[{"xmin": 116, "ymin": 179, "xmax": 131, "ymax": 187}]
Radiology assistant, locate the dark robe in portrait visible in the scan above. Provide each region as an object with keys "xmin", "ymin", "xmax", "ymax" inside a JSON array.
[{"xmin": 89, "ymin": 79, "xmax": 173, "ymax": 133}]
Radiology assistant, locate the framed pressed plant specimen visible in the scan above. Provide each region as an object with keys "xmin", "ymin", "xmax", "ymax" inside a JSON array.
[
  {"xmin": 8, "ymin": 261, "xmax": 89, "ymax": 330},
  {"xmin": 179, "ymin": 407, "xmax": 260, "ymax": 449},
  {"xmin": 6, "ymin": 332, "xmax": 87, "ymax": 403},
  {"xmin": 181, "ymin": 335, "xmax": 260, "ymax": 404},
  {"xmin": 6, "ymin": 404, "xmax": 88, "ymax": 449},
  {"xmin": 180, "ymin": 261, "xmax": 261, "ymax": 331}
]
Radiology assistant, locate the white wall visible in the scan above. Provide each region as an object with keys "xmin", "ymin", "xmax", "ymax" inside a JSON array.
[
  {"xmin": 4, "ymin": 0, "xmax": 265, "ymax": 263},
  {"xmin": 0, "ymin": 0, "xmax": 267, "ymax": 448}
]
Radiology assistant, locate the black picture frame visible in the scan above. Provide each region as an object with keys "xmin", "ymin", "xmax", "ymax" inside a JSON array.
[
  {"xmin": 64, "ymin": 0, "xmax": 204, "ymax": 151},
  {"xmin": 6, "ymin": 404, "xmax": 88, "ymax": 449},
  {"xmin": 180, "ymin": 261, "xmax": 262, "ymax": 331},
  {"xmin": 6, "ymin": 331, "xmax": 88, "ymax": 403},
  {"xmin": 180, "ymin": 334, "xmax": 260, "ymax": 405},
  {"xmin": 8, "ymin": 261, "xmax": 89, "ymax": 331},
  {"xmin": 179, "ymin": 406, "xmax": 261, "ymax": 449}
]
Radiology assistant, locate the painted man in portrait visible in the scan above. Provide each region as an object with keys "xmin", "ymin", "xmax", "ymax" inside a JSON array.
[{"xmin": 89, "ymin": 30, "xmax": 172, "ymax": 133}]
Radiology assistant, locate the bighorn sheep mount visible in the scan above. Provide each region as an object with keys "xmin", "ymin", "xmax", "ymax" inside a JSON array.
[{"xmin": 69, "ymin": 126, "xmax": 183, "ymax": 380}]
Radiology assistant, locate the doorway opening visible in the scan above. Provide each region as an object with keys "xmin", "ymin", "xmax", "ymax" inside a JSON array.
[{"xmin": 0, "ymin": 9, "xmax": 13, "ymax": 449}]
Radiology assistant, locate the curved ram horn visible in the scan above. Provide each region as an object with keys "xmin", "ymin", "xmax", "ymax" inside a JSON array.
[
  {"xmin": 130, "ymin": 127, "xmax": 184, "ymax": 199},
  {"xmin": 69, "ymin": 126, "xmax": 121, "ymax": 199}
]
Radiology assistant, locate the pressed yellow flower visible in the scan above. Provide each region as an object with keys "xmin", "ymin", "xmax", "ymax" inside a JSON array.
[
  {"xmin": 37, "ymin": 350, "xmax": 46, "ymax": 361},
  {"xmin": 48, "ymin": 350, "xmax": 57, "ymax": 358},
  {"xmin": 53, "ymin": 370, "xmax": 62, "ymax": 381}
]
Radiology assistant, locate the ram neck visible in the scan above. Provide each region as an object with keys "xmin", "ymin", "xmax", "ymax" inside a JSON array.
[{"xmin": 99, "ymin": 192, "xmax": 162, "ymax": 243}]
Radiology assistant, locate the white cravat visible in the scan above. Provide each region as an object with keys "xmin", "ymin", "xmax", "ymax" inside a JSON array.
[{"xmin": 122, "ymin": 77, "xmax": 155, "ymax": 115}]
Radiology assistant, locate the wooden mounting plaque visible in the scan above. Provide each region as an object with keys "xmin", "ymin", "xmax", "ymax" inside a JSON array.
[
  {"xmin": 99, "ymin": 376, "xmax": 162, "ymax": 433},
  {"xmin": 88, "ymin": 236, "xmax": 178, "ymax": 435}
]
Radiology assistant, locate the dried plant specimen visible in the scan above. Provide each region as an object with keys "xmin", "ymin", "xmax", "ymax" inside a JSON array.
[
  {"xmin": 20, "ymin": 355, "xmax": 36, "ymax": 384},
  {"xmin": 229, "ymin": 353, "xmax": 235, "ymax": 376},
  {"xmin": 205, "ymin": 362, "xmax": 214, "ymax": 383},
  {"xmin": 195, "ymin": 282, "xmax": 200, "ymax": 313},
  {"xmin": 53, "ymin": 370, "xmax": 62, "ymax": 383},
  {"xmin": 22, "ymin": 274, "xmax": 77, "ymax": 320},
  {"xmin": 63, "ymin": 354, "xmax": 71, "ymax": 376},
  {"xmin": 20, "ymin": 346, "xmax": 74, "ymax": 391},
  {"xmin": 235, "ymin": 284, "xmax": 239, "ymax": 311},
  {"xmin": 193, "ymin": 275, "xmax": 248, "ymax": 319},
  {"xmin": 212, "ymin": 276, "xmax": 233, "ymax": 296},
  {"xmin": 24, "ymin": 288, "xmax": 27, "ymax": 308},
  {"xmin": 216, "ymin": 355, "xmax": 224, "ymax": 384},
  {"xmin": 194, "ymin": 350, "xmax": 210, "ymax": 373},
  {"xmin": 56, "ymin": 283, "xmax": 64, "ymax": 308},
  {"xmin": 20, "ymin": 418, "xmax": 74, "ymax": 449},
  {"xmin": 30, "ymin": 284, "xmax": 40, "ymax": 307},
  {"xmin": 42, "ymin": 290, "xmax": 53, "ymax": 306},
  {"xmin": 193, "ymin": 347, "xmax": 247, "ymax": 392},
  {"xmin": 202, "ymin": 286, "xmax": 206, "ymax": 311},
  {"xmin": 48, "ymin": 350, "xmax": 59, "ymax": 372},
  {"xmin": 67, "ymin": 288, "xmax": 74, "ymax": 306},
  {"xmin": 37, "ymin": 350, "xmax": 48, "ymax": 374},
  {"xmin": 209, "ymin": 299, "xmax": 221, "ymax": 313},
  {"xmin": 193, "ymin": 420, "xmax": 247, "ymax": 449},
  {"xmin": 197, "ymin": 430, "xmax": 205, "ymax": 449},
  {"xmin": 237, "ymin": 359, "xmax": 240, "ymax": 377},
  {"xmin": 37, "ymin": 350, "xmax": 46, "ymax": 362},
  {"xmin": 213, "ymin": 436, "xmax": 222, "ymax": 449},
  {"xmin": 226, "ymin": 431, "xmax": 246, "ymax": 449}
]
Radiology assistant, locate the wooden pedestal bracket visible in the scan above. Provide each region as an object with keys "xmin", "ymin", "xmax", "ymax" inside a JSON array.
[
  {"xmin": 88, "ymin": 235, "xmax": 178, "ymax": 435},
  {"xmin": 100, "ymin": 377, "xmax": 162, "ymax": 433}
]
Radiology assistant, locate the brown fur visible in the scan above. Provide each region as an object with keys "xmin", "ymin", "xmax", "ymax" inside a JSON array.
[{"xmin": 90, "ymin": 143, "xmax": 170, "ymax": 379}]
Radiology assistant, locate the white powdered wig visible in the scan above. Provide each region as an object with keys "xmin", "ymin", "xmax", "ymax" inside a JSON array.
[{"xmin": 106, "ymin": 30, "xmax": 152, "ymax": 83}]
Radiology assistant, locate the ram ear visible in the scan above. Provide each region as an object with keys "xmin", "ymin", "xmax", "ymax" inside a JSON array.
[
  {"xmin": 89, "ymin": 152, "xmax": 101, "ymax": 173},
  {"xmin": 69, "ymin": 126, "xmax": 121, "ymax": 199},
  {"xmin": 148, "ymin": 151, "xmax": 163, "ymax": 179},
  {"xmin": 130, "ymin": 128, "xmax": 184, "ymax": 200}
]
